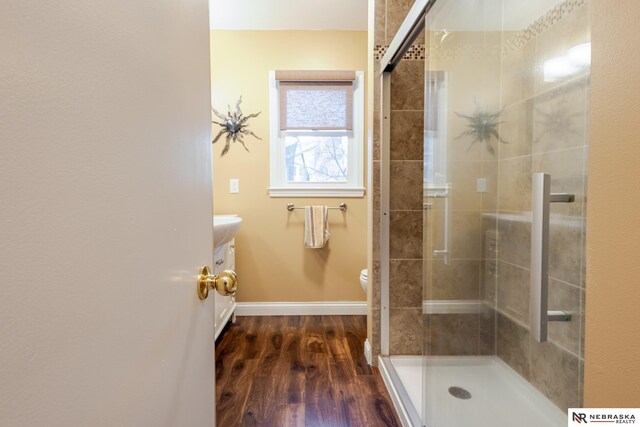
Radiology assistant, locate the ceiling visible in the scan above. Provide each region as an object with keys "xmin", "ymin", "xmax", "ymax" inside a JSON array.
[
  {"xmin": 209, "ymin": 0, "xmax": 368, "ymax": 30},
  {"xmin": 209, "ymin": 0, "xmax": 567, "ymax": 32}
]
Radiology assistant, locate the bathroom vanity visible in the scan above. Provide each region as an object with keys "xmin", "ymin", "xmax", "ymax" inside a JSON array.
[
  {"xmin": 212, "ymin": 214, "xmax": 242, "ymax": 340},
  {"xmin": 213, "ymin": 238, "xmax": 236, "ymax": 340}
]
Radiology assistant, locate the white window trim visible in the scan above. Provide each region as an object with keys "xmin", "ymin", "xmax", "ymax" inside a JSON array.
[{"xmin": 268, "ymin": 70, "xmax": 365, "ymax": 198}]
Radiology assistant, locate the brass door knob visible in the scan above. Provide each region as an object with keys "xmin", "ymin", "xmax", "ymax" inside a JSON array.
[{"xmin": 197, "ymin": 266, "xmax": 238, "ymax": 300}]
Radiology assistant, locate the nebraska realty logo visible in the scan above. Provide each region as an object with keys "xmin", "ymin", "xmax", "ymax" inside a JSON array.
[{"xmin": 569, "ymin": 408, "xmax": 639, "ymax": 425}]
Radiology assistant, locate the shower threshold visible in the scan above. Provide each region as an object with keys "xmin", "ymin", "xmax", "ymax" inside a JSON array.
[{"xmin": 383, "ymin": 355, "xmax": 566, "ymax": 427}]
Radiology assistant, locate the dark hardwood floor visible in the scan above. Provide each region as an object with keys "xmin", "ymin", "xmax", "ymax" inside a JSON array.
[{"xmin": 215, "ymin": 315, "xmax": 401, "ymax": 427}]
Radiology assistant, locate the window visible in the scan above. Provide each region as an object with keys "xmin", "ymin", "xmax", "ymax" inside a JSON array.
[
  {"xmin": 424, "ymin": 71, "xmax": 448, "ymax": 197},
  {"xmin": 268, "ymin": 70, "xmax": 365, "ymax": 197}
]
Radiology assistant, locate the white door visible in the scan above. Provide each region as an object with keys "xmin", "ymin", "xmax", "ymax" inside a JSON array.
[{"xmin": 0, "ymin": 1, "xmax": 216, "ymax": 426}]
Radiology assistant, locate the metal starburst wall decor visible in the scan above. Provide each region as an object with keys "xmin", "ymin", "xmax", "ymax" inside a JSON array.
[
  {"xmin": 212, "ymin": 96, "xmax": 261, "ymax": 156},
  {"xmin": 455, "ymin": 107, "xmax": 508, "ymax": 156}
]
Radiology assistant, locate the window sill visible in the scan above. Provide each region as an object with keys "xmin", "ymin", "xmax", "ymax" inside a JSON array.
[{"xmin": 268, "ymin": 187, "xmax": 365, "ymax": 198}]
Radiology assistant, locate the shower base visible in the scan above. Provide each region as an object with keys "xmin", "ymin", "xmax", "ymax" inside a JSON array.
[{"xmin": 388, "ymin": 356, "xmax": 566, "ymax": 427}]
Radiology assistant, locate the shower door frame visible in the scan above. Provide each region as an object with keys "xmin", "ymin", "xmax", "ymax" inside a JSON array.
[{"xmin": 377, "ymin": 1, "xmax": 435, "ymax": 426}]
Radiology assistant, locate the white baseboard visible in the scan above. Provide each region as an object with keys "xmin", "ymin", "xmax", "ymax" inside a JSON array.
[
  {"xmin": 364, "ymin": 339, "xmax": 372, "ymax": 366},
  {"xmin": 235, "ymin": 301, "xmax": 367, "ymax": 316}
]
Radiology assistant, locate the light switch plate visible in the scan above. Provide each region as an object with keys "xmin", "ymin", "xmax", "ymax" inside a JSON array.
[
  {"xmin": 476, "ymin": 178, "xmax": 487, "ymax": 193},
  {"xmin": 230, "ymin": 178, "xmax": 239, "ymax": 194}
]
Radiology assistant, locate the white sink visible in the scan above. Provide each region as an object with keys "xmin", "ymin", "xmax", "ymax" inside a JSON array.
[{"xmin": 213, "ymin": 215, "xmax": 242, "ymax": 248}]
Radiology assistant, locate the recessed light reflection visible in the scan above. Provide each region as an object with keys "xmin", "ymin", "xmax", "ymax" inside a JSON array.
[
  {"xmin": 567, "ymin": 42, "xmax": 591, "ymax": 67},
  {"xmin": 543, "ymin": 42, "xmax": 591, "ymax": 82}
]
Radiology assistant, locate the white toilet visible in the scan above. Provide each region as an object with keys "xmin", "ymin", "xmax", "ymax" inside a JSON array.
[{"xmin": 359, "ymin": 268, "xmax": 368, "ymax": 293}]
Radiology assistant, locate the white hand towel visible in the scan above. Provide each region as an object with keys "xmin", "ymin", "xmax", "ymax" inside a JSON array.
[{"xmin": 304, "ymin": 206, "xmax": 330, "ymax": 249}]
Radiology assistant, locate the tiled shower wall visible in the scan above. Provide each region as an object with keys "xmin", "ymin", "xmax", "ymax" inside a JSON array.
[
  {"xmin": 369, "ymin": 0, "xmax": 425, "ymax": 360},
  {"xmin": 492, "ymin": 0, "xmax": 589, "ymax": 410},
  {"xmin": 424, "ymin": 30, "xmax": 503, "ymax": 357},
  {"xmin": 369, "ymin": 0, "xmax": 589, "ymax": 412}
]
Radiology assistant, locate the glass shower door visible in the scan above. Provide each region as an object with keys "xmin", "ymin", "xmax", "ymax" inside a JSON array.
[{"xmin": 422, "ymin": 0, "xmax": 589, "ymax": 426}]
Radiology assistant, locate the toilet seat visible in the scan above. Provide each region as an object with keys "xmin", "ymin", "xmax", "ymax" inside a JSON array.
[{"xmin": 359, "ymin": 268, "xmax": 367, "ymax": 293}]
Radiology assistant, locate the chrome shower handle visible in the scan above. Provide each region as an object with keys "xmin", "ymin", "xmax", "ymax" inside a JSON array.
[{"xmin": 530, "ymin": 173, "xmax": 575, "ymax": 343}]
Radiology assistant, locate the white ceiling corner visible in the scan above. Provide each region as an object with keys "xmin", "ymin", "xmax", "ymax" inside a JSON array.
[{"xmin": 209, "ymin": 0, "xmax": 368, "ymax": 31}]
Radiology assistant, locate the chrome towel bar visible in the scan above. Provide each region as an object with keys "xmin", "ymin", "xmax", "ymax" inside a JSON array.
[{"xmin": 286, "ymin": 203, "xmax": 347, "ymax": 212}]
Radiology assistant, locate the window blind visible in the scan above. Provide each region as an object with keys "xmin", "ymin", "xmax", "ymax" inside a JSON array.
[{"xmin": 276, "ymin": 70, "xmax": 356, "ymax": 131}]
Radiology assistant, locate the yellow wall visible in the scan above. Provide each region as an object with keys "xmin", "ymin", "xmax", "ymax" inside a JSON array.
[
  {"xmin": 210, "ymin": 30, "xmax": 368, "ymax": 302},
  {"xmin": 585, "ymin": 0, "xmax": 640, "ymax": 405}
]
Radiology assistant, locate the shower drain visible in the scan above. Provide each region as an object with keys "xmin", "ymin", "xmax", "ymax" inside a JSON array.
[{"xmin": 448, "ymin": 386, "xmax": 472, "ymax": 400}]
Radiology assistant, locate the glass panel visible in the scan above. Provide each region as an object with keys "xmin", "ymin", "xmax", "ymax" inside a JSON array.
[
  {"xmin": 284, "ymin": 135, "xmax": 348, "ymax": 182},
  {"xmin": 422, "ymin": 0, "xmax": 589, "ymax": 426}
]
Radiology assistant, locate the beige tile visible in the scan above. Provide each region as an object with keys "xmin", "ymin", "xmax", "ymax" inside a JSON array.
[
  {"xmin": 497, "ymin": 215, "xmax": 531, "ymax": 269},
  {"xmin": 390, "ymin": 308, "xmax": 423, "ymax": 355},
  {"xmin": 373, "ymin": 115, "xmax": 380, "ymax": 161},
  {"xmin": 372, "ymin": 209, "xmax": 380, "ymax": 261},
  {"xmin": 422, "ymin": 208, "xmax": 431, "ymax": 262},
  {"xmin": 372, "ymin": 161, "xmax": 380, "ymax": 211},
  {"xmin": 497, "ymin": 156, "xmax": 532, "ymax": 212},
  {"xmin": 390, "ymin": 259, "xmax": 422, "ymax": 308},
  {"xmin": 386, "ymin": 0, "xmax": 414, "ymax": 44},
  {"xmin": 372, "ymin": 260, "xmax": 381, "ymax": 308},
  {"xmin": 449, "ymin": 161, "xmax": 483, "ymax": 211},
  {"xmin": 481, "ymin": 217, "xmax": 498, "ymax": 259},
  {"xmin": 374, "ymin": 74, "xmax": 382, "ymax": 114},
  {"xmin": 530, "ymin": 339, "xmax": 581, "ymax": 410},
  {"xmin": 390, "ymin": 60, "xmax": 424, "ymax": 111},
  {"xmin": 390, "ymin": 210, "xmax": 423, "ymax": 259},
  {"xmin": 533, "ymin": 76, "xmax": 588, "ymax": 154},
  {"xmin": 496, "ymin": 261, "xmax": 530, "ymax": 325},
  {"xmin": 548, "ymin": 215, "xmax": 584, "ymax": 286},
  {"xmin": 481, "ymin": 160, "xmax": 499, "ymax": 212},
  {"xmin": 499, "ymin": 99, "xmax": 534, "ymax": 159},
  {"xmin": 548, "ymin": 278, "xmax": 581, "ymax": 356},
  {"xmin": 479, "ymin": 310, "xmax": 496, "ymax": 355},
  {"xmin": 430, "ymin": 259, "xmax": 480, "ymax": 300},
  {"xmin": 500, "ymin": 40, "xmax": 536, "ymax": 108},
  {"xmin": 426, "ymin": 314, "xmax": 478, "ymax": 356},
  {"xmin": 374, "ymin": 0, "xmax": 386, "ymax": 46},
  {"xmin": 533, "ymin": 147, "xmax": 586, "ymax": 217},
  {"xmin": 390, "ymin": 161, "xmax": 423, "ymax": 210},
  {"xmin": 450, "ymin": 212, "xmax": 482, "ymax": 260},
  {"xmin": 482, "ymin": 259, "xmax": 497, "ymax": 307},
  {"xmin": 497, "ymin": 313, "xmax": 530, "ymax": 380},
  {"xmin": 371, "ymin": 308, "xmax": 381, "ymax": 360},
  {"xmin": 578, "ymin": 357, "xmax": 584, "ymax": 406},
  {"xmin": 422, "ymin": 259, "xmax": 430, "ymax": 300},
  {"xmin": 429, "ymin": 210, "xmax": 482, "ymax": 260},
  {"xmin": 374, "ymin": 59, "xmax": 381, "ymax": 77},
  {"xmin": 390, "ymin": 110, "xmax": 424, "ymax": 160},
  {"xmin": 482, "ymin": 249, "xmax": 498, "ymax": 311}
]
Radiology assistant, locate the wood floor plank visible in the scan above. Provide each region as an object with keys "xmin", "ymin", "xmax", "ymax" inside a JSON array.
[
  {"xmin": 272, "ymin": 404, "xmax": 305, "ymax": 427},
  {"xmin": 216, "ymin": 358, "xmax": 258, "ymax": 427},
  {"xmin": 215, "ymin": 315, "xmax": 401, "ymax": 427}
]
